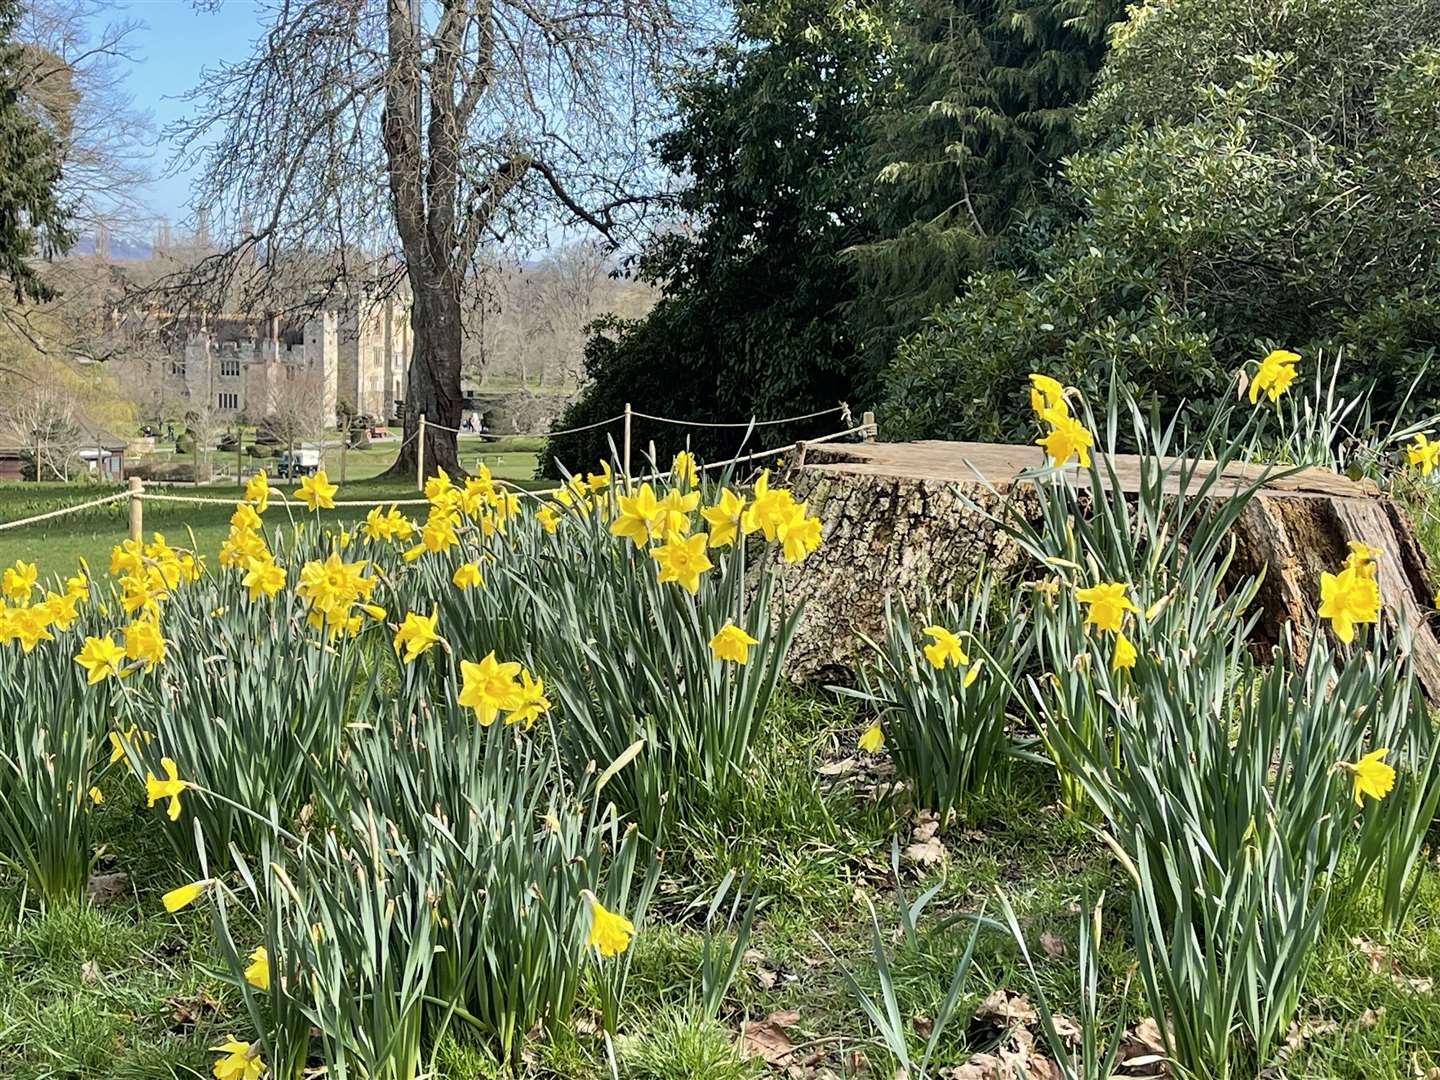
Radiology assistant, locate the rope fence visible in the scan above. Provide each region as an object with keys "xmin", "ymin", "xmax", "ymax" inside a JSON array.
[{"xmin": 0, "ymin": 404, "xmax": 878, "ymax": 539}]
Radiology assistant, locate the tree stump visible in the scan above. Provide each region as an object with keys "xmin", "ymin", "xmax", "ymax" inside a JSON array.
[{"xmin": 779, "ymin": 440, "xmax": 1440, "ymax": 698}]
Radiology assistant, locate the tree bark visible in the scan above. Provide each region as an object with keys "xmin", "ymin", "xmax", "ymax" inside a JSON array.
[
  {"xmin": 389, "ymin": 275, "xmax": 464, "ymax": 479},
  {"xmin": 777, "ymin": 440, "xmax": 1440, "ymax": 700}
]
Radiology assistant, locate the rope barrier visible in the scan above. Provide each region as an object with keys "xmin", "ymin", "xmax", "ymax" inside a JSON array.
[
  {"xmin": 422, "ymin": 412, "xmax": 624, "ymax": 438},
  {"xmin": 0, "ymin": 417, "xmax": 874, "ymax": 534},
  {"xmin": 0, "ymin": 490, "xmax": 132, "ymax": 533},
  {"xmin": 630, "ymin": 405, "xmax": 846, "ymax": 429}
]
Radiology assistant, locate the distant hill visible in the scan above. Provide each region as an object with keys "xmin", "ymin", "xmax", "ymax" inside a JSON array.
[{"xmin": 68, "ymin": 235, "xmax": 154, "ymax": 261}]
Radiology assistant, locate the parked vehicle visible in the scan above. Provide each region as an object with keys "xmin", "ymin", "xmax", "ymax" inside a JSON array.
[{"xmin": 273, "ymin": 447, "xmax": 321, "ymax": 478}]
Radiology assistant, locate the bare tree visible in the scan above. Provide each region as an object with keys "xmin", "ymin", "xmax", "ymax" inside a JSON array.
[
  {"xmin": 159, "ymin": 0, "xmax": 712, "ymax": 477},
  {"xmin": 3, "ymin": 384, "xmax": 83, "ymax": 480}
]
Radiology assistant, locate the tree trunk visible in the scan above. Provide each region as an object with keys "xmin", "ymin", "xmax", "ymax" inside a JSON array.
[
  {"xmin": 777, "ymin": 440, "xmax": 1440, "ymax": 700},
  {"xmin": 387, "ymin": 274, "xmax": 464, "ymax": 480}
]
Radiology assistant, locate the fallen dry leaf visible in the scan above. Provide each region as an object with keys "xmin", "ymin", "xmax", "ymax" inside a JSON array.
[
  {"xmin": 1039, "ymin": 931, "xmax": 1067, "ymax": 960},
  {"xmin": 1116, "ymin": 1017, "xmax": 1169, "ymax": 1077},
  {"xmin": 818, "ymin": 757, "xmax": 858, "ymax": 779},
  {"xmin": 1048, "ymin": 1012, "xmax": 1083, "ymax": 1046},
  {"xmin": 739, "ymin": 1009, "xmax": 800, "ymax": 1065},
  {"xmin": 166, "ymin": 989, "xmax": 222, "ymax": 1029},
  {"xmin": 975, "ymin": 989, "xmax": 1038, "ymax": 1028},
  {"xmin": 902, "ymin": 836, "xmax": 945, "ymax": 867}
]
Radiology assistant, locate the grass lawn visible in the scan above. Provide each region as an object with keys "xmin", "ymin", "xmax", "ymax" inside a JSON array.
[
  {"xmin": 2, "ymin": 689, "xmax": 1438, "ymax": 1078},
  {"xmin": 0, "ymin": 437, "xmax": 547, "ymax": 572}
]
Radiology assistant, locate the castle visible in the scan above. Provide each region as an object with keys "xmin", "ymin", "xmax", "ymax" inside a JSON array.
[{"xmin": 160, "ymin": 295, "xmax": 413, "ymax": 429}]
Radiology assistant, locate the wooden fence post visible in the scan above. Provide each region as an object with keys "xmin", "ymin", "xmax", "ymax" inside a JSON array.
[
  {"xmin": 339, "ymin": 426, "xmax": 349, "ymax": 484},
  {"xmin": 623, "ymin": 402, "xmax": 632, "ymax": 480},
  {"xmin": 128, "ymin": 476, "xmax": 143, "ymax": 542},
  {"xmin": 235, "ymin": 425, "xmax": 244, "ymax": 485},
  {"xmin": 862, "ymin": 410, "xmax": 876, "ymax": 441},
  {"xmin": 416, "ymin": 413, "xmax": 427, "ymax": 491}
]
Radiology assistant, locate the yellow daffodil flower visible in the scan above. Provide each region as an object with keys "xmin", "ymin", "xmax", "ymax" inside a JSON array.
[
  {"xmin": 1, "ymin": 559, "xmax": 36, "ymax": 602},
  {"xmin": 1344, "ymin": 748, "xmax": 1396, "ymax": 806},
  {"xmin": 457, "ymin": 652, "xmax": 525, "ymax": 726},
  {"xmin": 1028, "ymin": 373, "xmax": 1066, "ymax": 418},
  {"xmin": 858, "ymin": 722, "xmax": 884, "ymax": 753},
  {"xmin": 1248, "ymin": 349, "xmax": 1300, "ymax": 404},
  {"xmin": 1075, "ymin": 582, "xmax": 1136, "ymax": 634},
  {"xmin": 922, "ymin": 625, "xmax": 968, "ymax": 669},
  {"xmin": 584, "ymin": 891, "xmax": 635, "ymax": 957},
  {"xmin": 244, "ymin": 946, "xmax": 271, "ymax": 991},
  {"xmin": 75, "ymin": 634, "xmax": 127, "ymax": 684},
  {"xmin": 1406, "ymin": 432, "xmax": 1440, "ymax": 477},
  {"xmin": 243, "ymin": 558, "xmax": 287, "ymax": 601},
  {"xmin": 1037, "ymin": 410, "xmax": 1093, "ymax": 467},
  {"xmin": 709, "ymin": 622, "xmax": 760, "ymax": 664},
  {"xmin": 243, "ymin": 470, "xmax": 271, "ymax": 512},
  {"xmin": 452, "ymin": 562, "xmax": 483, "ymax": 590},
  {"xmin": 162, "ymin": 878, "xmax": 210, "ymax": 913},
  {"xmin": 671, "ymin": 450, "xmax": 700, "ymax": 487},
  {"xmin": 211, "ymin": 1035, "xmax": 266, "ymax": 1080},
  {"xmin": 295, "ymin": 469, "xmax": 337, "ymax": 511},
  {"xmin": 145, "ymin": 757, "xmax": 192, "ymax": 822},
  {"xmin": 701, "ymin": 488, "xmax": 747, "ymax": 548},
  {"xmin": 650, "ymin": 531, "xmax": 713, "ymax": 594},
  {"xmin": 123, "ymin": 615, "xmax": 166, "ymax": 672},
  {"xmin": 507, "ymin": 670, "xmax": 552, "ymax": 729},
  {"xmin": 393, "ymin": 609, "xmax": 443, "ymax": 663},
  {"xmin": 1112, "ymin": 631, "xmax": 1137, "ymax": 671},
  {"xmin": 1318, "ymin": 564, "xmax": 1380, "ymax": 644}
]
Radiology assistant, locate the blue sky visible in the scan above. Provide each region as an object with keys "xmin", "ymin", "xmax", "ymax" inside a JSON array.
[{"xmin": 93, "ymin": 2, "xmax": 267, "ymax": 228}]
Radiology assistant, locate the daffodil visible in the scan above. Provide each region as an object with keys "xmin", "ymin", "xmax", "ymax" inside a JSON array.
[
  {"xmin": 230, "ymin": 503, "xmax": 262, "ymax": 531},
  {"xmin": 243, "ymin": 470, "xmax": 271, "ymax": 511},
  {"xmin": 584, "ymin": 891, "xmax": 635, "ymax": 957},
  {"xmin": 1248, "ymin": 349, "xmax": 1300, "ymax": 404},
  {"xmin": 741, "ymin": 471, "xmax": 797, "ymax": 540},
  {"xmin": 610, "ymin": 482, "xmax": 663, "ymax": 546},
  {"xmin": 1406, "ymin": 433, "xmax": 1440, "ymax": 476},
  {"xmin": 1037, "ymin": 410, "xmax": 1093, "ymax": 467},
  {"xmin": 457, "ymin": 652, "xmax": 524, "ymax": 726},
  {"xmin": 710, "ymin": 622, "xmax": 760, "ymax": 664},
  {"xmin": 777, "ymin": 504, "xmax": 822, "ymax": 563},
  {"xmin": 75, "ymin": 634, "xmax": 127, "ymax": 684},
  {"xmin": 108, "ymin": 724, "xmax": 152, "ymax": 763},
  {"xmin": 393, "ymin": 609, "xmax": 443, "ymax": 663},
  {"xmin": 1112, "ymin": 632, "xmax": 1137, "ymax": 671},
  {"xmin": 244, "ymin": 946, "xmax": 271, "ymax": 991},
  {"xmin": 452, "ymin": 562, "xmax": 483, "ymax": 589},
  {"xmin": 701, "ymin": 488, "xmax": 747, "ymax": 547},
  {"xmin": 650, "ymin": 531, "xmax": 713, "ymax": 594},
  {"xmin": 507, "ymin": 670, "xmax": 552, "ymax": 729},
  {"xmin": 145, "ymin": 757, "xmax": 192, "ymax": 822},
  {"xmin": 123, "ymin": 615, "xmax": 166, "ymax": 672},
  {"xmin": 295, "ymin": 469, "xmax": 337, "ymax": 511},
  {"xmin": 243, "ymin": 558, "xmax": 287, "ymax": 601},
  {"xmin": 1344, "ymin": 748, "xmax": 1396, "ymax": 806},
  {"xmin": 1343, "ymin": 541, "xmax": 1382, "ymax": 580},
  {"xmin": 535, "ymin": 505, "xmax": 561, "ymax": 533},
  {"xmin": 858, "ymin": 722, "xmax": 884, "ymax": 752},
  {"xmin": 1028, "ymin": 373, "xmax": 1066, "ymax": 418},
  {"xmin": 1318, "ymin": 564, "xmax": 1380, "ymax": 644},
  {"xmin": 1075, "ymin": 582, "xmax": 1136, "ymax": 634},
  {"xmin": 671, "ymin": 450, "xmax": 700, "ymax": 487},
  {"xmin": 1, "ymin": 559, "xmax": 36, "ymax": 602},
  {"xmin": 922, "ymin": 625, "xmax": 968, "ymax": 669},
  {"xmin": 162, "ymin": 878, "xmax": 210, "ymax": 913},
  {"xmin": 211, "ymin": 1036, "xmax": 266, "ymax": 1080}
]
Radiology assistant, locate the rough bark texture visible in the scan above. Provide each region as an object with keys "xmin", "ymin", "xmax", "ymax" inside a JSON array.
[{"xmin": 778, "ymin": 440, "xmax": 1440, "ymax": 699}]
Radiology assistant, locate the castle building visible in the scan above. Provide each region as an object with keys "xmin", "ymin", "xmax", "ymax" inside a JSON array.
[{"xmin": 162, "ymin": 296, "xmax": 412, "ymax": 429}]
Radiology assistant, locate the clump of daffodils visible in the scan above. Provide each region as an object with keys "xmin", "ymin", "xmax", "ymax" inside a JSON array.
[
  {"xmin": 295, "ymin": 553, "xmax": 382, "ymax": 638},
  {"xmin": 1029, "ymin": 373, "xmax": 1093, "ymax": 468},
  {"xmin": 0, "ymin": 558, "xmax": 88, "ymax": 654},
  {"xmin": 1248, "ymin": 348, "xmax": 1300, "ymax": 404},
  {"xmin": 1318, "ymin": 542, "xmax": 1382, "ymax": 644}
]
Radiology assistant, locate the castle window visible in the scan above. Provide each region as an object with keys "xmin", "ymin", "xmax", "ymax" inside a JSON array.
[
  {"xmin": 170, "ymin": 360, "xmax": 186, "ymax": 376},
  {"xmin": 218, "ymin": 392, "xmax": 240, "ymax": 411},
  {"xmin": 221, "ymin": 358, "xmax": 241, "ymax": 378}
]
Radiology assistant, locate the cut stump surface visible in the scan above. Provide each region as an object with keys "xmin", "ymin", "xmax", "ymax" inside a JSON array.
[{"xmin": 779, "ymin": 440, "xmax": 1440, "ymax": 698}]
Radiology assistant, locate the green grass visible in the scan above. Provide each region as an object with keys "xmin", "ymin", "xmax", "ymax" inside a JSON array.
[
  {"xmin": 5, "ymin": 690, "xmax": 1439, "ymax": 1078},
  {"xmin": 0, "ymin": 437, "xmax": 548, "ymax": 573}
]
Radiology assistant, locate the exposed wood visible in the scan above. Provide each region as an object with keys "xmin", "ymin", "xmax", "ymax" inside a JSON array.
[{"xmin": 780, "ymin": 440, "xmax": 1440, "ymax": 700}]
